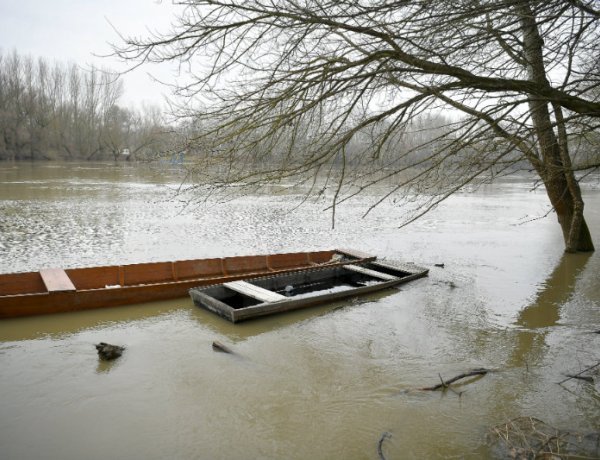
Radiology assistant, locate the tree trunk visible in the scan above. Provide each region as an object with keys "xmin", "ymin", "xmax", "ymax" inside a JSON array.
[
  {"xmin": 520, "ymin": 2, "xmax": 595, "ymax": 253},
  {"xmin": 541, "ymin": 168, "xmax": 594, "ymax": 252},
  {"xmin": 527, "ymin": 99, "xmax": 594, "ymax": 252},
  {"xmin": 552, "ymin": 102, "xmax": 593, "ymax": 252}
]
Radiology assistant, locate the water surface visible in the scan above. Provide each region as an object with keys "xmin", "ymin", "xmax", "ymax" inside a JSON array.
[{"xmin": 1, "ymin": 162, "xmax": 599, "ymax": 459}]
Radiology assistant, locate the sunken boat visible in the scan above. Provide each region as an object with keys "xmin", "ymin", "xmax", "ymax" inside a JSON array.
[
  {"xmin": 189, "ymin": 260, "xmax": 428, "ymax": 322},
  {"xmin": 0, "ymin": 249, "xmax": 373, "ymax": 319}
]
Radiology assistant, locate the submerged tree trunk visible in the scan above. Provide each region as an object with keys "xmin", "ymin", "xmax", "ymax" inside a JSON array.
[
  {"xmin": 527, "ymin": 97, "xmax": 594, "ymax": 252},
  {"xmin": 552, "ymin": 102, "xmax": 594, "ymax": 252},
  {"xmin": 541, "ymin": 165, "xmax": 594, "ymax": 252},
  {"xmin": 520, "ymin": 2, "xmax": 595, "ymax": 252}
]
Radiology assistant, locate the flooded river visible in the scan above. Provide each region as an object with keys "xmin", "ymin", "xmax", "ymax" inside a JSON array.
[{"xmin": 1, "ymin": 162, "xmax": 599, "ymax": 459}]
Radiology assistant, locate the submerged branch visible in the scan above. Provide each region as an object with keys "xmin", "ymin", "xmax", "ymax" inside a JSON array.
[
  {"xmin": 420, "ymin": 368, "xmax": 490, "ymax": 391},
  {"xmin": 557, "ymin": 361, "xmax": 600, "ymax": 385},
  {"xmin": 377, "ymin": 432, "xmax": 392, "ymax": 460},
  {"xmin": 212, "ymin": 340, "xmax": 235, "ymax": 354}
]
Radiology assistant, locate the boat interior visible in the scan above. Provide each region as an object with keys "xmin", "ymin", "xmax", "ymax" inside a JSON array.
[{"xmin": 194, "ymin": 262, "xmax": 414, "ymax": 310}]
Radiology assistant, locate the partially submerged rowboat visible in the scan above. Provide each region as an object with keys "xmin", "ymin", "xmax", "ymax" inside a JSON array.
[
  {"xmin": 189, "ymin": 260, "xmax": 428, "ymax": 323},
  {"xmin": 0, "ymin": 249, "xmax": 374, "ymax": 319}
]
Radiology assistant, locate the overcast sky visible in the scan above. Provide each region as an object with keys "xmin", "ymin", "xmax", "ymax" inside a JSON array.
[{"xmin": 0, "ymin": 0, "xmax": 180, "ymax": 107}]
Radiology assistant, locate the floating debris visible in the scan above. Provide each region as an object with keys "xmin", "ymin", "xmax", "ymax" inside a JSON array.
[
  {"xmin": 212, "ymin": 341, "xmax": 234, "ymax": 354},
  {"xmin": 420, "ymin": 368, "xmax": 489, "ymax": 391},
  {"xmin": 557, "ymin": 361, "xmax": 600, "ymax": 385},
  {"xmin": 565, "ymin": 374, "xmax": 594, "ymax": 383},
  {"xmin": 377, "ymin": 432, "xmax": 392, "ymax": 460},
  {"xmin": 487, "ymin": 417, "xmax": 600, "ymax": 459},
  {"xmin": 95, "ymin": 342, "xmax": 124, "ymax": 361}
]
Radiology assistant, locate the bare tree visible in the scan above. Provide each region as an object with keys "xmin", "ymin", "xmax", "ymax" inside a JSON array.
[
  {"xmin": 115, "ymin": 0, "xmax": 596, "ymax": 252},
  {"xmin": 0, "ymin": 50, "xmax": 167, "ymax": 162}
]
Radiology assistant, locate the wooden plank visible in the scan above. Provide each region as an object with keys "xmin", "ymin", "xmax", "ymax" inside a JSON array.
[
  {"xmin": 66, "ymin": 266, "xmax": 119, "ymax": 290},
  {"xmin": 336, "ymin": 248, "xmax": 376, "ymax": 261},
  {"xmin": 0, "ymin": 271, "xmax": 47, "ymax": 295},
  {"xmin": 40, "ymin": 268, "xmax": 76, "ymax": 292},
  {"xmin": 373, "ymin": 261, "xmax": 429, "ymax": 276},
  {"xmin": 223, "ymin": 281, "xmax": 286, "ymax": 303},
  {"xmin": 223, "ymin": 255, "xmax": 268, "ymax": 275},
  {"xmin": 232, "ymin": 277, "xmax": 404, "ymax": 322},
  {"xmin": 122, "ymin": 262, "xmax": 172, "ymax": 286},
  {"xmin": 304, "ymin": 250, "xmax": 336, "ymax": 264},
  {"xmin": 171, "ymin": 262, "xmax": 178, "ymax": 281},
  {"xmin": 343, "ymin": 264, "xmax": 399, "ymax": 281},
  {"xmin": 267, "ymin": 252, "xmax": 313, "ymax": 269}
]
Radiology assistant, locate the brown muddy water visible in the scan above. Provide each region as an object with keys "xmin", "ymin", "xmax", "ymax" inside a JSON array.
[{"xmin": 0, "ymin": 162, "xmax": 599, "ymax": 459}]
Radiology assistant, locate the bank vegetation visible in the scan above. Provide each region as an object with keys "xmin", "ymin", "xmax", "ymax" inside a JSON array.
[{"xmin": 0, "ymin": 50, "xmax": 168, "ymax": 162}]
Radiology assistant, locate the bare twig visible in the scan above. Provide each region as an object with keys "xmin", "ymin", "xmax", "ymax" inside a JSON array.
[
  {"xmin": 421, "ymin": 368, "xmax": 490, "ymax": 391},
  {"xmin": 564, "ymin": 374, "xmax": 594, "ymax": 383},
  {"xmin": 557, "ymin": 361, "xmax": 600, "ymax": 385},
  {"xmin": 377, "ymin": 432, "xmax": 392, "ymax": 460}
]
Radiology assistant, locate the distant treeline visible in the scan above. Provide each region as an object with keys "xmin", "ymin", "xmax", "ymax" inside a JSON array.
[
  {"xmin": 4, "ymin": 50, "xmax": 591, "ymax": 173},
  {"xmin": 0, "ymin": 50, "xmax": 168, "ymax": 161}
]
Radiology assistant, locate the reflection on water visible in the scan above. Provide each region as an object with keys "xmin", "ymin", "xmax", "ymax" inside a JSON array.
[
  {"xmin": 1, "ymin": 162, "xmax": 599, "ymax": 459},
  {"xmin": 96, "ymin": 357, "xmax": 122, "ymax": 374},
  {"xmin": 518, "ymin": 252, "xmax": 592, "ymax": 329},
  {"xmin": 509, "ymin": 252, "xmax": 592, "ymax": 369},
  {"xmin": 0, "ymin": 299, "xmax": 186, "ymax": 342}
]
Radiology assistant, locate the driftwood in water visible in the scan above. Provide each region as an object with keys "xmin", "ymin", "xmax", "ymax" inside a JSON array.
[
  {"xmin": 565, "ymin": 374, "xmax": 594, "ymax": 383},
  {"xmin": 377, "ymin": 432, "xmax": 392, "ymax": 460},
  {"xmin": 421, "ymin": 368, "xmax": 489, "ymax": 391},
  {"xmin": 212, "ymin": 341, "xmax": 234, "ymax": 354},
  {"xmin": 95, "ymin": 342, "xmax": 124, "ymax": 361},
  {"xmin": 557, "ymin": 361, "xmax": 599, "ymax": 385}
]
